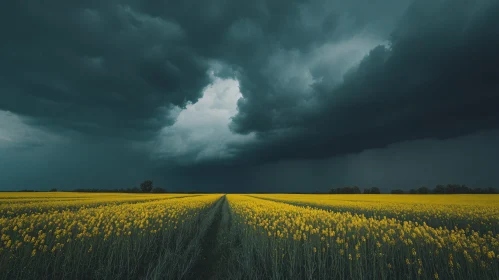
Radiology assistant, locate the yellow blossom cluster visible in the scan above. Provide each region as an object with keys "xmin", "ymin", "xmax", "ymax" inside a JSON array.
[
  {"xmin": 0, "ymin": 194, "xmax": 221, "ymax": 256},
  {"xmin": 251, "ymin": 194, "xmax": 499, "ymax": 231},
  {"xmin": 0, "ymin": 192, "xmax": 192, "ymax": 216},
  {"xmin": 228, "ymin": 195, "xmax": 499, "ymax": 278}
]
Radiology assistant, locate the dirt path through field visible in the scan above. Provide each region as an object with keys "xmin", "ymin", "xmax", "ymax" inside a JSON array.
[{"xmin": 188, "ymin": 195, "xmax": 225, "ymax": 280}]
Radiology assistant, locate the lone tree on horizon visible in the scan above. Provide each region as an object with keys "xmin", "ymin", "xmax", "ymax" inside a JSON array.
[{"xmin": 140, "ymin": 180, "xmax": 153, "ymax": 193}]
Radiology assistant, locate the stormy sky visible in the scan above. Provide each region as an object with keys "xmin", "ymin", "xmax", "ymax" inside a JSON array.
[{"xmin": 1, "ymin": 0, "xmax": 499, "ymax": 192}]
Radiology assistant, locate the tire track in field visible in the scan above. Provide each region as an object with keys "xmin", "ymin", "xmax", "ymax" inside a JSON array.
[{"xmin": 188, "ymin": 195, "xmax": 225, "ymax": 280}]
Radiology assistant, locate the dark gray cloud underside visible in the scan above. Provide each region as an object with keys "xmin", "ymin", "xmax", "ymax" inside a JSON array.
[
  {"xmin": 0, "ymin": 0, "xmax": 210, "ymax": 139},
  {"xmin": 227, "ymin": 0, "xmax": 499, "ymax": 163},
  {"xmin": 1, "ymin": 0, "xmax": 499, "ymax": 191}
]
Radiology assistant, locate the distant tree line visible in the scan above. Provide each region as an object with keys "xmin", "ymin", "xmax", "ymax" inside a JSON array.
[
  {"xmin": 14, "ymin": 182, "xmax": 499, "ymax": 194},
  {"xmin": 329, "ymin": 186, "xmax": 362, "ymax": 194},
  {"xmin": 14, "ymin": 188, "xmax": 56, "ymax": 192},
  {"xmin": 326, "ymin": 184, "xmax": 498, "ymax": 195},
  {"xmin": 73, "ymin": 180, "xmax": 167, "ymax": 193},
  {"xmin": 391, "ymin": 184, "xmax": 498, "ymax": 194},
  {"xmin": 363, "ymin": 187, "xmax": 381, "ymax": 194}
]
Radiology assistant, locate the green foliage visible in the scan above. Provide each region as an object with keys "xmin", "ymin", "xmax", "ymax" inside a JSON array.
[
  {"xmin": 398, "ymin": 185, "xmax": 498, "ymax": 195},
  {"xmin": 140, "ymin": 180, "xmax": 153, "ymax": 193},
  {"xmin": 363, "ymin": 187, "xmax": 381, "ymax": 194}
]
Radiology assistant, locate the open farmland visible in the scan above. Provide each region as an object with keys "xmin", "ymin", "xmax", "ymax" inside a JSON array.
[
  {"xmin": 250, "ymin": 194, "xmax": 499, "ymax": 232},
  {"xmin": 0, "ymin": 193, "xmax": 223, "ymax": 279},
  {"xmin": 225, "ymin": 195, "xmax": 499, "ymax": 279},
  {"xmin": 1, "ymin": 193, "xmax": 499, "ymax": 279}
]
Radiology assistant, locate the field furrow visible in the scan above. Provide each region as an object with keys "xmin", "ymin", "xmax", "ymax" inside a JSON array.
[
  {"xmin": 2, "ymin": 192, "xmax": 498, "ymax": 279},
  {"xmin": 0, "ymin": 194, "xmax": 222, "ymax": 280},
  {"xmin": 226, "ymin": 194, "xmax": 499, "ymax": 280}
]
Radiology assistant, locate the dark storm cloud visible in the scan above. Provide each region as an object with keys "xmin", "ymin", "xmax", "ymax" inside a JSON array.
[
  {"xmin": 0, "ymin": 0, "xmax": 210, "ymax": 138},
  {"xmin": 160, "ymin": 129, "xmax": 499, "ymax": 193},
  {"xmin": 1, "ymin": 0, "xmax": 499, "ymax": 191},
  {"xmin": 228, "ymin": 0, "xmax": 499, "ymax": 162},
  {"xmin": 0, "ymin": 0, "xmax": 409, "ymax": 140}
]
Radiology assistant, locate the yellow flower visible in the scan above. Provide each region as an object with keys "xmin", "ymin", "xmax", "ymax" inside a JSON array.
[{"xmin": 487, "ymin": 251, "xmax": 495, "ymax": 259}]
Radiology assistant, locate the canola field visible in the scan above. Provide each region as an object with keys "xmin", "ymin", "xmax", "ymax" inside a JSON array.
[
  {"xmin": 227, "ymin": 195, "xmax": 499, "ymax": 279},
  {"xmin": 1, "ymin": 193, "xmax": 498, "ymax": 279},
  {"xmin": 0, "ymin": 193, "xmax": 223, "ymax": 279}
]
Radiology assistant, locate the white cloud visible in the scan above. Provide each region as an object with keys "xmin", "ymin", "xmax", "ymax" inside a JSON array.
[{"xmin": 153, "ymin": 71, "xmax": 255, "ymax": 163}]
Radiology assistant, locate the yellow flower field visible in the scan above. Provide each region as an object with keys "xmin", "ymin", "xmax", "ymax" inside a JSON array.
[
  {"xmin": 0, "ymin": 193, "xmax": 222, "ymax": 279},
  {"xmin": 1, "ymin": 192, "xmax": 498, "ymax": 279},
  {"xmin": 227, "ymin": 194, "xmax": 499, "ymax": 279},
  {"xmin": 251, "ymin": 194, "xmax": 499, "ymax": 231},
  {"xmin": 0, "ymin": 192, "xmax": 195, "ymax": 216}
]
